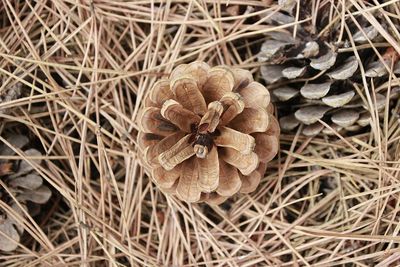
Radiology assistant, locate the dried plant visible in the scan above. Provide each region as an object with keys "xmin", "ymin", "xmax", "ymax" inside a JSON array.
[{"xmin": 138, "ymin": 62, "xmax": 280, "ymax": 204}]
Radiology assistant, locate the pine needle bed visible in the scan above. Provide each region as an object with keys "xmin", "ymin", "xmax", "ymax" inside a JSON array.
[{"xmin": 0, "ymin": 1, "xmax": 399, "ymax": 266}]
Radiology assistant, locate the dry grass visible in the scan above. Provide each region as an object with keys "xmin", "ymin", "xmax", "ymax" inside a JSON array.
[{"xmin": 0, "ymin": 0, "xmax": 400, "ymax": 266}]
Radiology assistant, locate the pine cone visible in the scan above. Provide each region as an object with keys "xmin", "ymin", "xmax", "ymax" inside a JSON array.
[
  {"xmin": 258, "ymin": 1, "xmax": 400, "ymax": 136},
  {"xmin": 138, "ymin": 62, "xmax": 280, "ymax": 204},
  {"xmin": 0, "ymin": 135, "xmax": 51, "ymax": 252}
]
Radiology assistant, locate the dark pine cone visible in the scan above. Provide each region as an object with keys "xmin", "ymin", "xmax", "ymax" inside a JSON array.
[{"xmin": 258, "ymin": 0, "xmax": 400, "ymax": 136}]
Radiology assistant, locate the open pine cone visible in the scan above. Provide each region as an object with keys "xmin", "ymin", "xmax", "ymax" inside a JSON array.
[
  {"xmin": 258, "ymin": 1, "xmax": 400, "ymax": 136},
  {"xmin": 138, "ymin": 62, "xmax": 279, "ymax": 204},
  {"xmin": 0, "ymin": 135, "xmax": 51, "ymax": 252}
]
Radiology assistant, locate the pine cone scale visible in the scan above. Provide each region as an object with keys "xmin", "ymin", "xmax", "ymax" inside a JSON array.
[
  {"xmin": 176, "ymin": 157, "xmax": 201, "ymax": 202},
  {"xmin": 229, "ymin": 108, "xmax": 269, "ymax": 134},
  {"xmin": 160, "ymin": 99, "xmax": 200, "ymax": 133},
  {"xmin": 140, "ymin": 107, "xmax": 177, "ymax": 136},
  {"xmin": 158, "ymin": 134, "xmax": 195, "ymax": 171},
  {"xmin": 216, "ymin": 160, "xmax": 241, "ymax": 197},
  {"xmin": 214, "ymin": 126, "xmax": 255, "ymax": 155},
  {"xmin": 201, "ymin": 68, "xmax": 235, "ymax": 103},
  {"xmin": 149, "ymin": 80, "xmax": 173, "ymax": 106},
  {"xmin": 152, "ymin": 166, "xmax": 179, "ymax": 189},
  {"xmin": 171, "ymin": 77, "xmax": 207, "ymax": 115},
  {"xmin": 220, "ymin": 148, "xmax": 258, "ymax": 176},
  {"xmin": 197, "ymin": 147, "xmax": 219, "ymax": 193},
  {"xmin": 238, "ymin": 81, "xmax": 270, "ymax": 109}
]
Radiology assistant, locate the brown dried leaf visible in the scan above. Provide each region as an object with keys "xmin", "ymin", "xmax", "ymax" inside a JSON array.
[
  {"xmin": 327, "ymin": 56, "xmax": 358, "ymax": 80},
  {"xmin": 216, "ymin": 160, "xmax": 241, "ymax": 197},
  {"xmin": 220, "ymin": 147, "xmax": 258, "ymax": 175},
  {"xmin": 202, "ymin": 67, "xmax": 235, "ymax": 103},
  {"xmin": 238, "ymin": 82, "xmax": 270, "ymax": 109},
  {"xmin": 171, "ymin": 76, "xmax": 207, "ymax": 115},
  {"xmin": 273, "ymin": 86, "xmax": 299, "ymax": 101},
  {"xmin": 139, "ymin": 107, "xmax": 178, "ymax": 136},
  {"xmin": 295, "ymin": 106, "xmax": 330, "ymax": 125},
  {"xmin": 161, "ymin": 99, "xmax": 201, "ymax": 133},
  {"xmin": 252, "ymin": 133, "xmax": 278, "ymax": 162},
  {"xmin": 197, "ymin": 146, "xmax": 219, "ymax": 193},
  {"xmin": 300, "ymin": 82, "xmax": 332, "ymax": 99},
  {"xmin": 176, "ymin": 158, "xmax": 201, "ymax": 202},
  {"xmin": 214, "ymin": 126, "xmax": 255, "ymax": 155},
  {"xmin": 229, "ymin": 108, "xmax": 269, "ymax": 134},
  {"xmin": 158, "ymin": 135, "xmax": 195, "ymax": 171},
  {"xmin": 310, "ymin": 50, "xmax": 337, "ymax": 70},
  {"xmin": 331, "ymin": 110, "xmax": 359, "ymax": 127}
]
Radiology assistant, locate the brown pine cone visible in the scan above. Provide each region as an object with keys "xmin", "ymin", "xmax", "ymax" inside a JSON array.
[
  {"xmin": 138, "ymin": 62, "xmax": 280, "ymax": 204},
  {"xmin": 0, "ymin": 135, "xmax": 51, "ymax": 252},
  {"xmin": 258, "ymin": 1, "xmax": 400, "ymax": 136}
]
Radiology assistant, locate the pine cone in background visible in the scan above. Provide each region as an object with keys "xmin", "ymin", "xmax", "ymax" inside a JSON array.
[
  {"xmin": 138, "ymin": 62, "xmax": 279, "ymax": 204},
  {"xmin": 258, "ymin": 0, "xmax": 400, "ymax": 136},
  {"xmin": 0, "ymin": 135, "xmax": 51, "ymax": 252}
]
